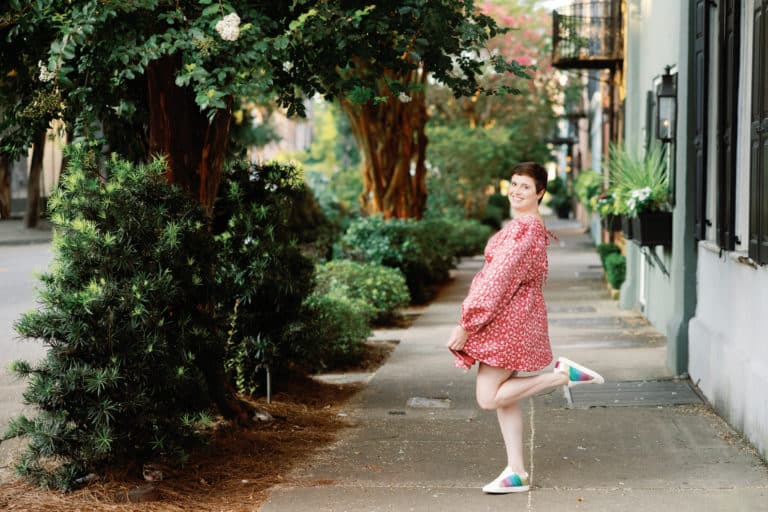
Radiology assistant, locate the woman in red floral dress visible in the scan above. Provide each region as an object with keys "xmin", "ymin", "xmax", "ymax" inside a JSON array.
[{"xmin": 447, "ymin": 162, "xmax": 604, "ymax": 494}]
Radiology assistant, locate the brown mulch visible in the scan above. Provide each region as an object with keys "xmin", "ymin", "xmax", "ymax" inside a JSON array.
[{"xmin": 0, "ymin": 343, "xmax": 397, "ymax": 512}]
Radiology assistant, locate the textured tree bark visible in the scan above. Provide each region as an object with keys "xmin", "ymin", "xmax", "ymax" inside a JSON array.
[
  {"xmin": 145, "ymin": 56, "xmax": 252, "ymax": 424},
  {"xmin": 0, "ymin": 153, "xmax": 10, "ymax": 219},
  {"xmin": 24, "ymin": 128, "xmax": 46, "ymax": 229},
  {"xmin": 340, "ymin": 68, "xmax": 429, "ymax": 219},
  {"xmin": 146, "ymin": 55, "xmax": 232, "ymax": 216}
]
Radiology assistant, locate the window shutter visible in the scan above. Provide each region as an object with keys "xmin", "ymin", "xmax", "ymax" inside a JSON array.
[
  {"xmin": 717, "ymin": 0, "xmax": 740, "ymax": 250},
  {"xmin": 750, "ymin": 0, "xmax": 768, "ymax": 263},
  {"xmin": 692, "ymin": 0, "xmax": 710, "ymax": 241},
  {"xmin": 645, "ymin": 90, "xmax": 656, "ymax": 151}
]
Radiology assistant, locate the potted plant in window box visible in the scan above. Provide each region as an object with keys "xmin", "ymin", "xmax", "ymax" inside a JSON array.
[
  {"xmin": 593, "ymin": 191, "xmax": 623, "ymax": 232},
  {"xmin": 608, "ymin": 143, "xmax": 671, "ymax": 247}
]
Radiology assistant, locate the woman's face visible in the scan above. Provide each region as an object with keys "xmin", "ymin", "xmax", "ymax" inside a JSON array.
[{"xmin": 508, "ymin": 174, "xmax": 544, "ymax": 214}]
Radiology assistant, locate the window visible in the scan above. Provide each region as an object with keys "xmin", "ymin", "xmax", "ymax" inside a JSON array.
[{"xmin": 749, "ymin": 0, "xmax": 768, "ymax": 264}]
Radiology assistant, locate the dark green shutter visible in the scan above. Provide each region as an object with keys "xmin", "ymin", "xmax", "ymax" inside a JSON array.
[
  {"xmin": 645, "ymin": 90, "xmax": 656, "ymax": 151},
  {"xmin": 692, "ymin": 0, "xmax": 710, "ymax": 241},
  {"xmin": 717, "ymin": 0, "xmax": 740, "ymax": 250},
  {"xmin": 750, "ymin": 0, "xmax": 768, "ymax": 263}
]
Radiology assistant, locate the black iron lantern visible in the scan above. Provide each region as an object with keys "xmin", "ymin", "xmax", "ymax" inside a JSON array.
[{"xmin": 656, "ymin": 66, "xmax": 677, "ymax": 143}]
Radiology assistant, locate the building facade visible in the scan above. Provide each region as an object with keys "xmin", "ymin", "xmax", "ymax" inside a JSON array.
[{"xmin": 591, "ymin": 0, "xmax": 768, "ymax": 459}]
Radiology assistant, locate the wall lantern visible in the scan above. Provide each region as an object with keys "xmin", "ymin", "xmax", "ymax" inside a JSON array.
[{"xmin": 656, "ymin": 66, "xmax": 677, "ymax": 143}]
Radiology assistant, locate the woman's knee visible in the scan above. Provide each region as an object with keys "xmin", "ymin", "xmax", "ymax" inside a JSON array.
[{"xmin": 476, "ymin": 391, "xmax": 497, "ymax": 410}]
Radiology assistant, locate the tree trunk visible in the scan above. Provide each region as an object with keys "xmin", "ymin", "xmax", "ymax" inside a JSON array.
[
  {"xmin": 340, "ymin": 68, "xmax": 429, "ymax": 219},
  {"xmin": 25, "ymin": 129, "xmax": 46, "ymax": 229},
  {"xmin": 146, "ymin": 55, "xmax": 232, "ymax": 216},
  {"xmin": 0, "ymin": 153, "xmax": 10, "ymax": 219},
  {"xmin": 145, "ymin": 55, "xmax": 252, "ymax": 424}
]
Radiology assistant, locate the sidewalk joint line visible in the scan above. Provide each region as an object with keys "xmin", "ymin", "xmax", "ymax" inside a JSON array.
[{"xmin": 527, "ymin": 396, "xmax": 535, "ymax": 511}]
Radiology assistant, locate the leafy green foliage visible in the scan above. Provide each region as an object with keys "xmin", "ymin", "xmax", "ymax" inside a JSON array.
[
  {"xmin": 289, "ymin": 291, "xmax": 372, "ymax": 371},
  {"xmin": 545, "ymin": 176, "xmax": 572, "ymax": 214},
  {"xmin": 315, "ymin": 260, "xmax": 410, "ymax": 323},
  {"xmin": 1, "ymin": 1, "xmax": 530, "ymax": 160},
  {"xmin": 339, "ymin": 216, "xmax": 452, "ymax": 303},
  {"xmin": 213, "ymin": 161, "xmax": 315, "ymax": 394},
  {"xmin": 573, "ymin": 170, "xmax": 603, "ymax": 212},
  {"xmin": 340, "ymin": 215, "xmax": 490, "ymax": 303},
  {"xmin": 483, "ymin": 193, "xmax": 511, "ymax": 230},
  {"xmin": 9, "ymin": 145, "xmax": 216, "ymax": 489},
  {"xmin": 596, "ymin": 243, "xmax": 622, "ymax": 269},
  {"xmin": 604, "ymin": 253, "xmax": 626, "ymax": 290}
]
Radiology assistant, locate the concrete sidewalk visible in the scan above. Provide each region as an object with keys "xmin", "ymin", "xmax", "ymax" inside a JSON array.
[
  {"xmin": 262, "ymin": 217, "xmax": 768, "ymax": 511},
  {"xmin": 0, "ymin": 219, "xmax": 53, "ymax": 246}
]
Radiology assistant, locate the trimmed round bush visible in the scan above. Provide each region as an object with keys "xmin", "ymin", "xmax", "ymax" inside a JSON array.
[
  {"xmin": 446, "ymin": 218, "xmax": 493, "ymax": 257},
  {"xmin": 340, "ymin": 215, "xmax": 453, "ymax": 303},
  {"xmin": 293, "ymin": 291, "xmax": 373, "ymax": 370},
  {"xmin": 315, "ymin": 260, "xmax": 410, "ymax": 322},
  {"xmin": 604, "ymin": 253, "xmax": 627, "ymax": 290},
  {"xmin": 597, "ymin": 243, "xmax": 622, "ymax": 269}
]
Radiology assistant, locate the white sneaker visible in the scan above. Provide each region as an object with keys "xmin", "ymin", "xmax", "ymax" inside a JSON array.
[
  {"xmin": 481, "ymin": 467, "xmax": 530, "ymax": 493},
  {"xmin": 554, "ymin": 357, "xmax": 605, "ymax": 387}
]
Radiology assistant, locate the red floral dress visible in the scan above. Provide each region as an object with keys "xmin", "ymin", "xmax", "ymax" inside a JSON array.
[{"xmin": 453, "ymin": 215, "xmax": 553, "ymax": 371}]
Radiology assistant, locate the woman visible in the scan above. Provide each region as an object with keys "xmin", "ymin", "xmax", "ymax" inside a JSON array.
[{"xmin": 447, "ymin": 162, "xmax": 603, "ymax": 494}]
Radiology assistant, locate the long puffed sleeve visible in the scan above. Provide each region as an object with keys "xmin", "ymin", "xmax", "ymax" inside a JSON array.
[{"xmin": 459, "ymin": 219, "xmax": 537, "ymax": 334}]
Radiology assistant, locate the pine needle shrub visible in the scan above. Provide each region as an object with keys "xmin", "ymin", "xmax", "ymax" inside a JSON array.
[
  {"xmin": 8, "ymin": 146, "xmax": 218, "ymax": 489},
  {"xmin": 213, "ymin": 161, "xmax": 315, "ymax": 395}
]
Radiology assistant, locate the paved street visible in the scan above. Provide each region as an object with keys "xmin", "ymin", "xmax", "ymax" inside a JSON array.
[{"xmin": 0, "ymin": 242, "xmax": 52, "ymax": 477}]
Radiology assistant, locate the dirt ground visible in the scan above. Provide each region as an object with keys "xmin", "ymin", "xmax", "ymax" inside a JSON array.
[{"xmin": 0, "ymin": 342, "xmax": 396, "ymax": 512}]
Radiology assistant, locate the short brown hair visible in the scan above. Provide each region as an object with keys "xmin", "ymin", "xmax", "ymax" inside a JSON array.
[{"xmin": 511, "ymin": 162, "xmax": 548, "ymax": 203}]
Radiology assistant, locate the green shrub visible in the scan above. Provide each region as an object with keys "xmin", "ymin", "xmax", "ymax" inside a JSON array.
[
  {"xmin": 604, "ymin": 253, "xmax": 627, "ymax": 290},
  {"xmin": 546, "ymin": 176, "xmax": 572, "ymax": 216},
  {"xmin": 340, "ymin": 215, "xmax": 455, "ymax": 303},
  {"xmin": 290, "ymin": 291, "xmax": 373, "ymax": 371},
  {"xmin": 446, "ymin": 217, "xmax": 493, "ymax": 257},
  {"xmin": 573, "ymin": 170, "xmax": 603, "ymax": 212},
  {"xmin": 597, "ymin": 243, "xmax": 622, "ymax": 269},
  {"xmin": 315, "ymin": 260, "xmax": 410, "ymax": 322},
  {"xmin": 214, "ymin": 161, "xmax": 316, "ymax": 394},
  {"xmin": 482, "ymin": 193, "xmax": 510, "ymax": 230},
  {"xmin": 9, "ymin": 146, "xmax": 216, "ymax": 489}
]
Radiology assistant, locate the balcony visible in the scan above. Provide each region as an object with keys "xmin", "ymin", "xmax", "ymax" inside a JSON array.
[{"xmin": 552, "ymin": 1, "xmax": 623, "ymax": 70}]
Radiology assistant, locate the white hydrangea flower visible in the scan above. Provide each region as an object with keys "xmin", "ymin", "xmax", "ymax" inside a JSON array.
[
  {"xmin": 282, "ymin": 61, "xmax": 294, "ymax": 73},
  {"xmin": 215, "ymin": 12, "xmax": 241, "ymax": 41},
  {"xmin": 38, "ymin": 61, "xmax": 55, "ymax": 83},
  {"xmin": 398, "ymin": 92, "xmax": 412, "ymax": 103}
]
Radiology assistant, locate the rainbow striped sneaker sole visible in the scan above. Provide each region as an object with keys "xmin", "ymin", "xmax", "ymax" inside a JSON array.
[
  {"xmin": 482, "ymin": 470, "xmax": 530, "ymax": 494},
  {"xmin": 554, "ymin": 357, "xmax": 605, "ymax": 387}
]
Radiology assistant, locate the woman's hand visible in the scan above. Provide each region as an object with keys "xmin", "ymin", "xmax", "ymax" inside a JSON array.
[{"xmin": 447, "ymin": 325, "xmax": 468, "ymax": 351}]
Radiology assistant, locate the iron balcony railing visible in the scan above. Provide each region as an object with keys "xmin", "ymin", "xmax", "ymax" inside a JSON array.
[{"xmin": 552, "ymin": 1, "xmax": 623, "ymax": 69}]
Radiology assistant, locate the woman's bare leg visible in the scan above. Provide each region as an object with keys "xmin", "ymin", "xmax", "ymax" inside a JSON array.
[
  {"xmin": 476, "ymin": 363, "xmax": 568, "ymax": 411},
  {"xmin": 496, "ymin": 402, "xmax": 525, "ymax": 473},
  {"xmin": 476, "ymin": 363, "xmax": 568, "ymax": 473}
]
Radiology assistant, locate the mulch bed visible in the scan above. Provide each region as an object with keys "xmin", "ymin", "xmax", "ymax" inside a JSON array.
[{"xmin": 0, "ymin": 342, "xmax": 397, "ymax": 512}]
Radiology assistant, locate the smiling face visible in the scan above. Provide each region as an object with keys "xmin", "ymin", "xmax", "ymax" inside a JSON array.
[{"xmin": 508, "ymin": 173, "xmax": 545, "ymax": 216}]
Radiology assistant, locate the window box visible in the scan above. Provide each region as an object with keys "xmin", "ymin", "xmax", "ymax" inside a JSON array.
[{"xmin": 631, "ymin": 211, "xmax": 672, "ymax": 247}]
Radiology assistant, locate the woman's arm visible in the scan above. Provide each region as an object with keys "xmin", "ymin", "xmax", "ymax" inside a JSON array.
[{"xmin": 459, "ymin": 220, "xmax": 537, "ymax": 334}]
